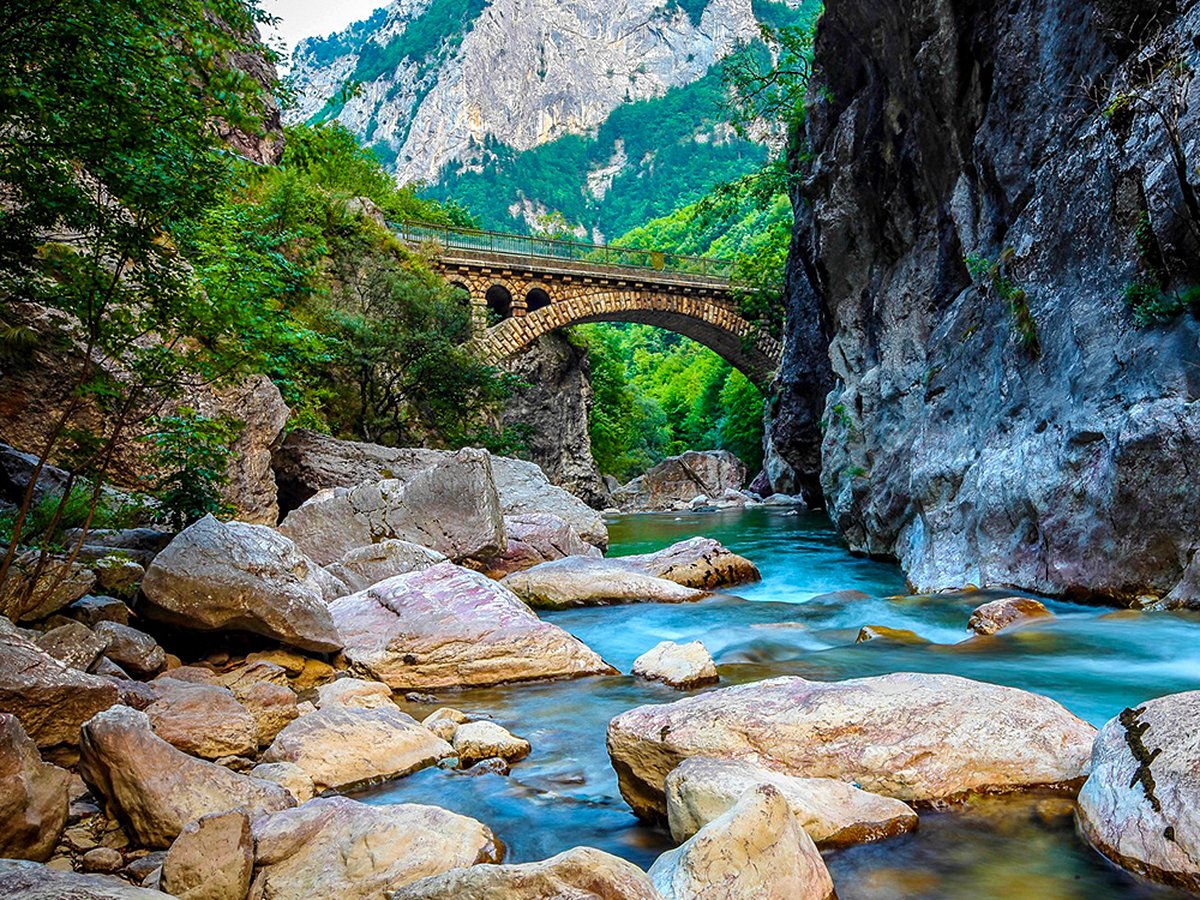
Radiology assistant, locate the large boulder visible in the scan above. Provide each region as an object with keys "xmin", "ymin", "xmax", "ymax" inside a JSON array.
[
  {"xmin": 0, "ymin": 618, "xmax": 118, "ymax": 753},
  {"xmin": 392, "ymin": 846, "xmax": 661, "ymax": 900},
  {"xmin": 271, "ymin": 429, "xmax": 608, "ymax": 549},
  {"xmin": 607, "ymin": 673, "xmax": 1096, "ymax": 819},
  {"xmin": 502, "ymin": 557, "xmax": 706, "ymax": 609},
  {"xmin": 144, "ymin": 679, "xmax": 259, "ymax": 760},
  {"xmin": 474, "ymin": 513, "xmax": 601, "ymax": 580},
  {"xmin": 36, "ymin": 620, "xmax": 109, "ymax": 672},
  {"xmin": 161, "ymin": 808, "xmax": 254, "ymax": 900},
  {"xmin": 78, "ymin": 706, "xmax": 294, "ymax": 848},
  {"xmin": 278, "ymin": 449, "xmax": 506, "ymax": 566},
  {"xmin": 0, "ymin": 714, "xmax": 69, "ymax": 861},
  {"xmin": 647, "ymin": 784, "xmax": 835, "ymax": 900},
  {"xmin": 665, "ymin": 756, "xmax": 917, "ymax": 847},
  {"xmin": 325, "ymin": 540, "xmax": 446, "ymax": 593},
  {"xmin": 1076, "ymin": 691, "xmax": 1200, "ymax": 892},
  {"xmin": 612, "ymin": 451, "xmax": 747, "ymax": 513},
  {"xmin": 632, "ymin": 640, "xmax": 719, "ymax": 690},
  {"xmin": 262, "ymin": 704, "xmax": 450, "ymax": 791},
  {"xmin": 251, "ymin": 797, "xmax": 500, "ymax": 898},
  {"xmin": 0, "ymin": 860, "xmax": 171, "ymax": 898},
  {"xmin": 620, "ymin": 537, "xmax": 760, "ymax": 590},
  {"xmin": 140, "ymin": 515, "xmax": 342, "ymax": 653},
  {"xmin": 0, "ymin": 550, "xmax": 95, "ymax": 622},
  {"xmin": 329, "ymin": 562, "xmax": 614, "ymax": 690}
]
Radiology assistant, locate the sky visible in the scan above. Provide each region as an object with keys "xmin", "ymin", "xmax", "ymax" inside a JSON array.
[{"xmin": 261, "ymin": 0, "xmax": 385, "ymax": 56}]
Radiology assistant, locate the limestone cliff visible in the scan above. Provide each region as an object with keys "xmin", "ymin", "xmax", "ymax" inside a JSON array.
[
  {"xmin": 500, "ymin": 333, "xmax": 607, "ymax": 508},
  {"xmin": 772, "ymin": 0, "xmax": 1200, "ymax": 604},
  {"xmin": 288, "ymin": 0, "xmax": 763, "ymax": 183}
]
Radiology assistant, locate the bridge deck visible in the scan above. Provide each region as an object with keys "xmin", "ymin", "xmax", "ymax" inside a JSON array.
[{"xmin": 397, "ymin": 221, "xmax": 734, "ymax": 293}]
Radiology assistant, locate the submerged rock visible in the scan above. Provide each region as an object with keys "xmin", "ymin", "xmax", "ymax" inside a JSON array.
[
  {"xmin": 612, "ymin": 451, "xmax": 747, "ymax": 513},
  {"xmin": 278, "ymin": 449, "xmax": 506, "ymax": 566},
  {"xmin": 262, "ymin": 704, "xmax": 451, "ymax": 792},
  {"xmin": 607, "ymin": 672, "xmax": 1095, "ymax": 819},
  {"xmin": 502, "ymin": 557, "xmax": 706, "ymax": 609},
  {"xmin": 1076, "ymin": 691, "xmax": 1200, "ymax": 892},
  {"xmin": 140, "ymin": 515, "xmax": 342, "ymax": 653},
  {"xmin": 0, "ymin": 713, "xmax": 70, "ymax": 861},
  {"xmin": 855, "ymin": 625, "xmax": 929, "ymax": 644},
  {"xmin": 392, "ymin": 846, "xmax": 660, "ymax": 899},
  {"xmin": 251, "ymin": 796, "xmax": 499, "ymax": 898},
  {"xmin": 967, "ymin": 597, "xmax": 1054, "ymax": 635},
  {"xmin": 78, "ymin": 706, "xmax": 293, "ymax": 848},
  {"xmin": 665, "ymin": 756, "xmax": 917, "ymax": 847},
  {"xmin": 621, "ymin": 537, "xmax": 760, "ymax": 590},
  {"xmin": 647, "ymin": 784, "xmax": 835, "ymax": 900},
  {"xmin": 632, "ymin": 641, "xmax": 719, "ymax": 690},
  {"xmin": 330, "ymin": 562, "xmax": 614, "ymax": 690}
]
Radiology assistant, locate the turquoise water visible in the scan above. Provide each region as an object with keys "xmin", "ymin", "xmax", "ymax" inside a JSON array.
[{"xmin": 359, "ymin": 507, "xmax": 1200, "ymax": 897}]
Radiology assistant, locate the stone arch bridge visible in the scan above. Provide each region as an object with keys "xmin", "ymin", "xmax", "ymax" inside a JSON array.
[{"xmin": 397, "ymin": 222, "xmax": 782, "ymax": 389}]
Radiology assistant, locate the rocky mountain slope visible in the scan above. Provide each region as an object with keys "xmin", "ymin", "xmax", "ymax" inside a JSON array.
[{"xmin": 770, "ymin": 0, "xmax": 1200, "ymax": 604}]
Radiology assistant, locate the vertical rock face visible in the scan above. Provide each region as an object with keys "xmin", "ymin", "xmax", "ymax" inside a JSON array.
[
  {"xmin": 773, "ymin": 0, "xmax": 1200, "ymax": 602},
  {"xmin": 500, "ymin": 333, "xmax": 607, "ymax": 508}
]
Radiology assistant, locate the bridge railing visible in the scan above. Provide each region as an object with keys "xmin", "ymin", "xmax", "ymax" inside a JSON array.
[{"xmin": 396, "ymin": 220, "xmax": 734, "ymax": 280}]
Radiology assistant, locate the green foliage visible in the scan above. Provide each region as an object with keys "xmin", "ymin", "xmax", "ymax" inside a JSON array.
[
  {"xmin": 145, "ymin": 409, "xmax": 239, "ymax": 530},
  {"xmin": 0, "ymin": 484, "xmax": 145, "ymax": 552},
  {"xmin": 965, "ymin": 251, "xmax": 1041, "ymax": 355},
  {"xmin": 351, "ymin": 0, "xmax": 490, "ymax": 86},
  {"xmin": 1121, "ymin": 212, "xmax": 1200, "ymax": 326}
]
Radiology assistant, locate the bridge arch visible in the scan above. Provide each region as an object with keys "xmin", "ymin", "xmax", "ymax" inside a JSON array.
[{"xmin": 473, "ymin": 289, "xmax": 781, "ymax": 389}]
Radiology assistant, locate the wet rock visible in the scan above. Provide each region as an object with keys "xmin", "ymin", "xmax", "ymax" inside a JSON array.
[
  {"xmin": 140, "ymin": 515, "xmax": 342, "ymax": 653},
  {"xmin": 93, "ymin": 557, "xmax": 144, "ymax": 598},
  {"xmin": 0, "ymin": 550, "xmax": 96, "ymax": 622},
  {"xmin": 325, "ymin": 539, "xmax": 447, "ymax": 593},
  {"xmin": 665, "ymin": 756, "xmax": 918, "ymax": 847},
  {"xmin": 251, "ymin": 796, "xmax": 500, "ymax": 898},
  {"xmin": 330, "ymin": 562, "xmax": 614, "ymax": 690},
  {"xmin": 278, "ymin": 449, "xmax": 506, "ymax": 566},
  {"xmin": 315, "ymin": 677, "xmax": 395, "ymax": 710},
  {"xmin": 94, "ymin": 622, "xmax": 165, "ymax": 678},
  {"xmin": 161, "ymin": 808, "xmax": 253, "ymax": 900},
  {"xmin": 0, "ymin": 713, "xmax": 70, "ymax": 861},
  {"xmin": 78, "ymin": 706, "xmax": 293, "ymax": 848},
  {"xmin": 502, "ymin": 557, "xmax": 707, "ymax": 609},
  {"xmin": 856, "ymin": 625, "xmax": 929, "ymax": 644},
  {"xmin": 262, "ymin": 704, "xmax": 451, "ymax": 792},
  {"xmin": 648, "ymin": 784, "xmax": 835, "ymax": 900},
  {"xmin": 422, "ymin": 708, "xmax": 468, "ymax": 742},
  {"xmin": 250, "ymin": 761, "xmax": 315, "ymax": 803},
  {"xmin": 607, "ymin": 672, "xmax": 1096, "ymax": 819},
  {"xmin": 271, "ymin": 429, "xmax": 608, "ymax": 549},
  {"xmin": 37, "ymin": 621, "xmax": 109, "ymax": 671},
  {"xmin": 1076, "ymin": 691, "xmax": 1200, "ymax": 892},
  {"xmin": 232, "ymin": 680, "xmax": 298, "ymax": 747},
  {"xmin": 621, "ymin": 537, "xmax": 760, "ymax": 590},
  {"xmin": 144, "ymin": 679, "xmax": 258, "ymax": 760},
  {"xmin": 0, "ymin": 859, "xmax": 171, "ymax": 897},
  {"xmin": 613, "ymin": 451, "xmax": 747, "ymax": 513},
  {"xmin": 967, "ymin": 597, "xmax": 1054, "ymax": 636},
  {"xmin": 458, "ymin": 757, "xmax": 510, "ymax": 777},
  {"xmin": 392, "ymin": 846, "xmax": 660, "ymax": 899},
  {"xmin": 810, "ymin": 589, "xmax": 870, "ymax": 603},
  {"xmin": 0, "ymin": 618, "xmax": 118, "ymax": 753},
  {"xmin": 632, "ymin": 640, "xmax": 719, "ymax": 690},
  {"xmin": 66, "ymin": 595, "xmax": 132, "ymax": 628},
  {"xmin": 474, "ymin": 513, "xmax": 602, "ymax": 579},
  {"xmin": 81, "ymin": 847, "xmax": 124, "ymax": 873},
  {"xmin": 452, "ymin": 721, "xmax": 530, "ymax": 766}
]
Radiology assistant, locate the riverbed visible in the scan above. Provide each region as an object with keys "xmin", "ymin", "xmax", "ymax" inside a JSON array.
[{"xmin": 360, "ymin": 507, "xmax": 1200, "ymax": 898}]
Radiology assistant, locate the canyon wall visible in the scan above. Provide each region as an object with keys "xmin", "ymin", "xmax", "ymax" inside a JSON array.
[{"xmin": 772, "ymin": 0, "xmax": 1200, "ymax": 604}]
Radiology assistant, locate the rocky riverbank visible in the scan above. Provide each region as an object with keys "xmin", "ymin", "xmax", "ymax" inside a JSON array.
[{"xmin": 1, "ymin": 433, "xmax": 1197, "ymax": 897}]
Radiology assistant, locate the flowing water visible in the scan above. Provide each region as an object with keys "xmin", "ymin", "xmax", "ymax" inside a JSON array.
[{"xmin": 357, "ymin": 507, "xmax": 1200, "ymax": 898}]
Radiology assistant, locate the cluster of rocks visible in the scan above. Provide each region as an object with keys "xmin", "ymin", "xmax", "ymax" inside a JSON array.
[{"xmin": 607, "ymin": 449, "xmax": 805, "ymax": 514}]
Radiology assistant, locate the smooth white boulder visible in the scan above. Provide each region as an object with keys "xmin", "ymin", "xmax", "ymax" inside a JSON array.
[{"xmin": 632, "ymin": 641, "xmax": 719, "ymax": 689}]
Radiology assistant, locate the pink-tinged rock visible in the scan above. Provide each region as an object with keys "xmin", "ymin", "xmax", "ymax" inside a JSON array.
[
  {"xmin": 474, "ymin": 513, "xmax": 601, "ymax": 579},
  {"xmin": 501, "ymin": 557, "xmax": 707, "ymax": 609},
  {"xmin": 621, "ymin": 537, "xmax": 761, "ymax": 590},
  {"xmin": 1076, "ymin": 691, "xmax": 1200, "ymax": 892},
  {"xmin": 329, "ymin": 562, "xmax": 614, "ymax": 690},
  {"xmin": 607, "ymin": 673, "xmax": 1095, "ymax": 819}
]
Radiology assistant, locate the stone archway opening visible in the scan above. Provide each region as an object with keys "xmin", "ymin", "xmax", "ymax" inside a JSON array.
[
  {"xmin": 526, "ymin": 287, "xmax": 551, "ymax": 313},
  {"xmin": 486, "ymin": 284, "xmax": 513, "ymax": 323}
]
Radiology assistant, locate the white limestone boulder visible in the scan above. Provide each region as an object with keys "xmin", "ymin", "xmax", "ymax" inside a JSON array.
[{"xmin": 632, "ymin": 641, "xmax": 719, "ymax": 689}]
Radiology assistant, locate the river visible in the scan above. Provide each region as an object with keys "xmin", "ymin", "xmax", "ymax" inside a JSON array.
[{"xmin": 358, "ymin": 507, "xmax": 1200, "ymax": 898}]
